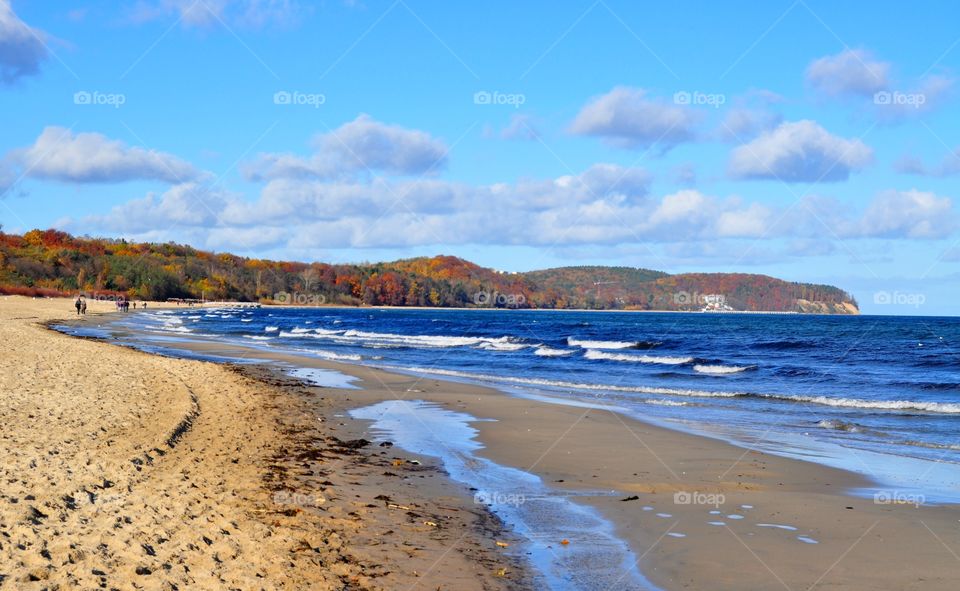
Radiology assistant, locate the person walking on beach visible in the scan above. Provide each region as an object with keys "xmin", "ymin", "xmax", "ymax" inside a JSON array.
[
  {"xmin": 80, "ymin": 298, "xmax": 87, "ymax": 315},
  {"xmin": 75, "ymin": 296, "xmax": 82, "ymax": 315}
]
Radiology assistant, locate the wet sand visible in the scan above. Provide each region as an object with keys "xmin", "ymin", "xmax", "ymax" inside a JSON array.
[{"xmin": 8, "ymin": 296, "xmax": 959, "ymax": 590}]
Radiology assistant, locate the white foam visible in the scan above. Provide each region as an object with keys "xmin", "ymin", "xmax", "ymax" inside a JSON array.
[
  {"xmin": 584, "ymin": 350, "xmax": 694, "ymax": 365},
  {"xmin": 785, "ymin": 395, "xmax": 960, "ymax": 414},
  {"xmin": 534, "ymin": 346, "xmax": 574, "ymax": 357},
  {"xmin": 567, "ymin": 338, "xmax": 637, "ymax": 349},
  {"xmin": 694, "ymin": 364, "xmax": 752, "ymax": 375},
  {"xmin": 243, "ymin": 335, "xmax": 272, "ymax": 341},
  {"xmin": 314, "ymin": 350, "xmax": 363, "ymax": 362},
  {"xmin": 264, "ymin": 326, "xmax": 279, "ymax": 332}
]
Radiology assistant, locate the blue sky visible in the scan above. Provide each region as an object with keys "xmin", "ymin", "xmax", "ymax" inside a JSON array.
[{"xmin": 1, "ymin": 0, "xmax": 958, "ymax": 314}]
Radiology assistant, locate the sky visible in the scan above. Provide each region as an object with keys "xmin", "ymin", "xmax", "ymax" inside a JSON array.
[{"xmin": 0, "ymin": 0, "xmax": 958, "ymax": 315}]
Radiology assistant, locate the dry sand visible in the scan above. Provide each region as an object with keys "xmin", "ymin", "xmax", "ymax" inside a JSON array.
[{"xmin": 3, "ymin": 296, "xmax": 958, "ymax": 590}]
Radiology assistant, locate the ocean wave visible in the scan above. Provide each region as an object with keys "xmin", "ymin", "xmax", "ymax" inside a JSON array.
[
  {"xmin": 314, "ymin": 350, "xmax": 363, "ymax": 362},
  {"xmin": 694, "ymin": 364, "xmax": 753, "ymax": 375},
  {"xmin": 264, "ymin": 326, "xmax": 279, "ymax": 332},
  {"xmin": 584, "ymin": 350, "xmax": 694, "ymax": 365},
  {"xmin": 477, "ymin": 341, "xmax": 528, "ymax": 351},
  {"xmin": 534, "ymin": 346, "xmax": 574, "ymax": 357},
  {"xmin": 243, "ymin": 335, "xmax": 273, "ymax": 341},
  {"xmin": 643, "ymin": 399, "xmax": 688, "ymax": 407},
  {"xmin": 567, "ymin": 338, "xmax": 638, "ymax": 349},
  {"xmin": 378, "ymin": 365, "xmax": 960, "ymax": 414},
  {"xmin": 783, "ymin": 395, "xmax": 960, "ymax": 414}
]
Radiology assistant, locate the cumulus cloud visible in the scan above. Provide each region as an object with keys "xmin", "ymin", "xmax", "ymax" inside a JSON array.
[
  {"xmin": 0, "ymin": 0, "xmax": 48, "ymax": 84},
  {"xmin": 244, "ymin": 115, "xmax": 448, "ymax": 181},
  {"xmin": 806, "ymin": 49, "xmax": 890, "ymax": 97},
  {"xmin": 88, "ymin": 182, "xmax": 230, "ymax": 233},
  {"xmin": 859, "ymin": 189, "xmax": 955, "ymax": 239},
  {"xmin": 806, "ymin": 49, "xmax": 953, "ymax": 122},
  {"xmin": 129, "ymin": 0, "xmax": 301, "ymax": 28},
  {"xmin": 81, "ymin": 162, "xmax": 783, "ymax": 252},
  {"xmin": 569, "ymin": 86, "xmax": 699, "ymax": 152},
  {"xmin": 728, "ymin": 120, "xmax": 873, "ymax": 182},
  {"xmin": 12, "ymin": 127, "xmax": 202, "ymax": 184}
]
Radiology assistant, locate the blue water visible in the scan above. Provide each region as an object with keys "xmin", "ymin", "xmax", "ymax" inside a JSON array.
[{"xmin": 71, "ymin": 306, "xmax": 960, "ymax": 498}]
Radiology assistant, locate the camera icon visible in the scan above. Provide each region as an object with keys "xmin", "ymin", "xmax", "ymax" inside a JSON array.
[
  {"xmin": 674, "ymin": 291, "xmax": 691, "ymax": 305},
  {"xmin": 873, "ymin": 291, "xmax": 891, "ymax": 305},
  {"xmin": 873, "ymin": 91, "xmax": 892, "ymax": 105},
  {"xmin": 273, "ymin": 90, "xmax": 292, "ymax": 105},
  {"xmin": 473, "ymin": 290, "xmax": 491, "ymax": 305},
  {"xmin": 74, "ymin": 91, "xmax": 92, "ymax": 105},
  {"xmin": 673, "ymin": 491, "xmax": 692, "ymax": 504},
  {"xmin": 274, "ymin": 291, "xmax": 291, "ymax": 304},
  {"xmin": 473, "ymin": 90, "xmax": 492, "ymax": 105},
  {"xmin": 673, "ymin": 91, "xmax": 691, "ymax": 105},
  {"xmin": 473, "ymin": 491, "xmax": 490, "ymax": 504}
]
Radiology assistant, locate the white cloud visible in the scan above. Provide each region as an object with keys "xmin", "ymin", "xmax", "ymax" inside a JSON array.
[
  {"xmin": 569, "ymin": 86, "xmax": 699, "ymax": 152},
  {"xmin": 860, "ymin": 189, "xmax": 955, "ymax": 239},
  {"xmin": 728, "ymin": 120, "xmax": 873, "ymax": 182},
  {"xmin": 13, "ymin": 127, "xmax": 202, "ymax": 184},
  {"xmin": 244, "ymin": 114, "xmax": 448, "ymax": 181},
  {"xmin": 0, "ymin": 0, "xmax": 48, "ymax": 84},
  {"xmin": 88, "ymin": 183, "xmax": 230, "ymax": 233},
  {"xmin": 806, "ymin": 49, "xmax": 890, "ymax": 97}
]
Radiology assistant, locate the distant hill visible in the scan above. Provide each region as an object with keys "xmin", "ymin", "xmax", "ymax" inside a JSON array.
[{"xmin": 0, "ymin": 229, "xmax": 858, "ymax": 313}]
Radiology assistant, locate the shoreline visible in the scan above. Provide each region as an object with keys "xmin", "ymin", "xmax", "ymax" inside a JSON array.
[{"xmin": 55, "ymin": 305, "xmax": 960, "ymax": 590}]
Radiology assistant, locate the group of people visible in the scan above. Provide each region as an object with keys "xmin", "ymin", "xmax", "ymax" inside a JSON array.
[{"xmin": 74, "ymin": 296, "xmax": 148, "ymax": 314}]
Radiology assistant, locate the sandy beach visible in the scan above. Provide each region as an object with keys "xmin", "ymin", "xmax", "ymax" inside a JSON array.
[
  {"xmin": 0, "ymin": 296, "xmax": 530, "ymax": 590},
  {"xmin": 2, "ymin": 296, "xmax": 958, "ymax": 590}
]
